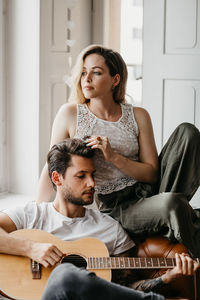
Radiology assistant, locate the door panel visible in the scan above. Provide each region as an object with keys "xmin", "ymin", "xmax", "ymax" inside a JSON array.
[
  {"xmin": 143, "ymin": 0, "xmax": 200, "ymax": 207},
  {"xmin": 165, "ymin": 0, "xmax": 199, "ymax": 53},
  {"xmin": 163, "ymin": 80, "xmax": 200, "ymax": 144}
]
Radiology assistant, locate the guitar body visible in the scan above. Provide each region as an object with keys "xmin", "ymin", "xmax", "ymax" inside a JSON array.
[{"xmin": 0, "ymin": 229, "xmax": 111, "ymax": 300}]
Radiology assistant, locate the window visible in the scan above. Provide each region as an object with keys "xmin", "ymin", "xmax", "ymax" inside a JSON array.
[
  {"xmin": 0, "ymin": 0, "xmax": 7, "ymax": 194},
  {"xmin": 92, "ymin": 0, "xmax": 143, "ymax": 105},
  {"xmin": 120, "ymin": 0, "xmax": 143, "ymax": 105},
  {"xmin": 0, "ymin": 0, "xmax": 40, "ymax": 203}
]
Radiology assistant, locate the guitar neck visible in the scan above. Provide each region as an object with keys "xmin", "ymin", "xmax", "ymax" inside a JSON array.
[{"xmin": 87, "ymin": 257, "xmax": 200, "ymax": 270}]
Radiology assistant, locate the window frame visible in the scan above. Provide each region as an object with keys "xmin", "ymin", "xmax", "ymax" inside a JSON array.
[{"xmin": 0, "ymin": 0, "xmax": 7, "ymax": 194}]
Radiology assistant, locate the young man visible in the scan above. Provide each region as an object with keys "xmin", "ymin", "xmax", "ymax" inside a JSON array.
[{"xmin": 0, "ymin": 139, "xmax": 198, "ymax": 300}]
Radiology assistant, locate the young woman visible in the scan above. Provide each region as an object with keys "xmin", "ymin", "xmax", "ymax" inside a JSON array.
[{"xmin": 37, "ymin": 44, "xmax": 200, "ymax": 257}]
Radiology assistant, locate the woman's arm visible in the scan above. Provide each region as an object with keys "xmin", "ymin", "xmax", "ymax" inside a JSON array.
[
  {"xmin": 110, "ymin": 107, "xmax": 158, "ymax": 183},
  {"xmin": 86, "ymin": 107, "xmax": 159, "ymax": 184},
  {"xmin": 36, "ymin": 103, "xmax": 77, "ymax": 203}
]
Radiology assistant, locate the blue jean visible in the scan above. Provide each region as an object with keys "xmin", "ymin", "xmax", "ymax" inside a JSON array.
[{"xmin": 41, "ymin": 264, "xmax": 165, "ymax": 300}]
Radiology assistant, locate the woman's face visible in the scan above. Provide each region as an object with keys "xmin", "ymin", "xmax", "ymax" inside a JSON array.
[{"xmin": 80, "ymin": 53, "xmax": 117, "ymax": 100}]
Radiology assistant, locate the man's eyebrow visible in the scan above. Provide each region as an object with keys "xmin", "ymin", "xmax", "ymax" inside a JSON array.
[{"xmin": 75, "ymin": 169, "xmax": 96, "ymax": 175}]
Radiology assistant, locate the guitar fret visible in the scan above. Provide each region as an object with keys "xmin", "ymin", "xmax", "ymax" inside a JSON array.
[
  {"xmin": 103, "ymin": 257, "xmax": 106, "ymax": 269},
  {"xmin": 95, "ymin": 257, "xmax": 98, "ymax": 269},
  {"xmin": 113, "ymin": 257, "xmax": 116, "ymax": 268},
  {"xmin": 140, "ymin": 257, "xmax": 145, "ymax": 268},
  {"xmin": 91, "ymin": 257, "xmax": 94, "ymax": 269},
  {"xmin": 108, "ymin": 257, "xmax": 111, "ymax": 268},
  {"xmin": 132, "ymin": 257, "xmax": 135, "ymax": 268},
  {"xmin": 135, "ymin": 258, "xmax": 140, "ymax": 268},
  {"xmin": 101, "ymin": 257, "xmax": 104, "ymax": 268},
  {"xmin": 116, "ymin": 257, "xmax": 120, "ymax": 268},
  {"xmin": 89, "ymin": 257, "xmax": 91, "ymax": 268},
  {"xmin": 91, "ymin": 257, "xmax": 95, "ymax": 268},
  {"xmin": 146, "ymin": 257, "xmax": 150, "ymax": 268},
  {"xmin": 166, "ymin": 257, "xmax": 173, "ymax": 267},
  {"xmin": 152, "ymin": 257, "xmax": 159, "ymax": 268},
  {"xmin": 160, "ymin": 258, "xmax": 164, "ymax": 267},
  {"xmin": 159, "ymin": 257, "xmax": 165, "ymax": 267},
  {"xmin": 87, "ymin": 257, "xmax": 90, "ymax": 268},
  {"xmin": 120, "ymin": 257, "xmax": 125, "ymax": 268},
  {"xmin": 125, "ymin": 257, "xmax": 129, "ymax": 268},
  {"xmin": 128, "ymin": 257, "xmax": 131, "ymax": 268}
]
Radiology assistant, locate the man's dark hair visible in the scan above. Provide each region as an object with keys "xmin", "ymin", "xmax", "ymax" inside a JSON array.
[{"xmin": 47, "ymin": 139, "xmax": 95, "ymax": 190}]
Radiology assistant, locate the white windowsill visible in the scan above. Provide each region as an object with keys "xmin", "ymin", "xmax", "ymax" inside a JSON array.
[
  {"xmin": 0, "ymin": 193, "xmax": 35, "ymax": 210},
  {"xmin": 0, "ymin": 190, "xmax": 199, "ymax": 211}
]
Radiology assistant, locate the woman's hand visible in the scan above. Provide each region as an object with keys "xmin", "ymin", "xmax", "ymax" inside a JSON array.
[
  {"xmin": 161, "ymin": 253, "xmax": 199, "ymax": 284},
  {"xmin": 86, "ymin": 136, "xmax": 114, "ymax": 161}
]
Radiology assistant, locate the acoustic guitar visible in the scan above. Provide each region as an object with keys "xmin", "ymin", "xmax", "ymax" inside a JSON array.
[{"xmin": 0, "ymin": 229, "xmax": 198, "ymax": 300}]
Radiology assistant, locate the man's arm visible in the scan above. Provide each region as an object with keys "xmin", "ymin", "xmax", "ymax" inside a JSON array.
[
  {"xmin": 132, "ymin": 253, "xmax": 199, "ymax": 292},
  {"xmin": 0, "ymin": 212, "xmax": 64, "ymax": 267},
  {"xmin": 112, "ymin": 249, "xmax": 199, "ymax": 294}
]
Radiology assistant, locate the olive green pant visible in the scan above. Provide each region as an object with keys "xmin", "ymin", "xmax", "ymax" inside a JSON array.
[{"xmin": 98, "ymin": 123, "xmax": 200, "ymax": 258}]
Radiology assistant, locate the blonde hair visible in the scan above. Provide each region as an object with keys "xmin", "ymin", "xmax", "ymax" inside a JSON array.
[{"xmin": 68, "ymin": 44, "xmax": 128, "ymax": 104}]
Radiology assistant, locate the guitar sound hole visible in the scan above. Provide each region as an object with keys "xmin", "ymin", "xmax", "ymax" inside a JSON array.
[{"xmin": 61, "ymin": 254, "xmax": 87, "ymax": 269}]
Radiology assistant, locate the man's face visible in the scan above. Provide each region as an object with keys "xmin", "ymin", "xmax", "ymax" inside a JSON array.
[{"xmin": 60, "ymin": 155, "xmax": 95, "ymax": 206}]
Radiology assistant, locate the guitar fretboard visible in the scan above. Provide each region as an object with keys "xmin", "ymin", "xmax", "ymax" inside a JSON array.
[{"xmin": 86, "ymin": 257, "xmax": 199, "ymax": 270}]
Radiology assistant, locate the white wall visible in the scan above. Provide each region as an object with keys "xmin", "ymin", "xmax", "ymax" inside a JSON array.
[{"xmin": 6, "ymin": 0, "xmax": 40, "ymax": 197}]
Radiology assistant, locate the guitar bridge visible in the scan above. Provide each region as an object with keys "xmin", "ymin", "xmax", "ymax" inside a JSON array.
[{"xmin": 30, "ymin": 259, "xmax": 41, "ymax": 279}]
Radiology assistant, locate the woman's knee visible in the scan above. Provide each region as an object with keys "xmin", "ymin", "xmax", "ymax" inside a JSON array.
[
  {"xmin": 176, "ymin": 122, "xmax": 200, "ymax": 145},
  {"xmin": 161, "ymin": 193, "xmax": 188, "ymax": 216}
]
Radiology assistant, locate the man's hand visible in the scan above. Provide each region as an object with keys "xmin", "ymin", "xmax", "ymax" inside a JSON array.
[
  {"xmin": 28, "ymin": 242, "xmax": 64, "ymax": 268},
  {"xmin": 162, "ymin": 253, "xmax": 199, "ymax": 284}
]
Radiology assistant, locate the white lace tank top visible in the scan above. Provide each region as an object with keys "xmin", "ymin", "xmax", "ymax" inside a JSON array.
[{"xmin": 74, "ymin": 103, "xmax": 139, "ymax": 194}]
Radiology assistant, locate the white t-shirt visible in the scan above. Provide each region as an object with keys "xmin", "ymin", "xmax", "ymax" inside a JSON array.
[{"xmin": 3, "ymin": 202, "xmax": 134, "ymax": 255}]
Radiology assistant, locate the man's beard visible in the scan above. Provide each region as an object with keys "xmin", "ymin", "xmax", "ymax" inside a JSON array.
[{"xmin": 63, "ymin": 187, "xmax": 94, "ymax": 206}]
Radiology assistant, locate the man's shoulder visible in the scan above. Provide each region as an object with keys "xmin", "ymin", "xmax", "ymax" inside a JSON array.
[
  {"xmin": 3, "ymin": 201, "xmax": 48, "ymax": 215},
  {"xmin": 21, "ymin": 201, "xmax": 50, "ymax": 210}
]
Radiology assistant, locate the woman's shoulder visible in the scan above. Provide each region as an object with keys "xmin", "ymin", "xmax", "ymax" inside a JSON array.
[
  {"xmin": 133, "ymin": 106, "xmax": 151, "ymax": 120},
  {"xmin": 59, "ymin": 103, "xmax": 77, "ymax": 115},
  {"xmin": 133, "ymin": 106, "xmax": 153, "ymax": 132},
  {"xmin": 51, "ymin": 103, "xmax": 78, "ymax": 138},
  {"xmin": 53, "ymin": 103, "xmax": 78, "ymax": 123}
]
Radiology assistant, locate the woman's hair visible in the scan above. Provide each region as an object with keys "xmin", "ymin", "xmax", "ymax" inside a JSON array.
[{"xmin": 68, "ymin": 44, "xmax": 128, "ymax": 104}]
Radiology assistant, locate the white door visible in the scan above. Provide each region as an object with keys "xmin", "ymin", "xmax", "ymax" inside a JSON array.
[
  {"xmin": 142, "ymin": 0, "xmax": 200, "ymax": 207},
  {"xmin": 39, "ymin": 0, "xmax": 92, "ymax": 171}
]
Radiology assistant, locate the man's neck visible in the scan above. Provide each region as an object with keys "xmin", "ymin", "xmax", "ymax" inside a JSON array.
[{"xmin": 53, "ymin": 195, "xmax": 86, "ymax": 218}]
